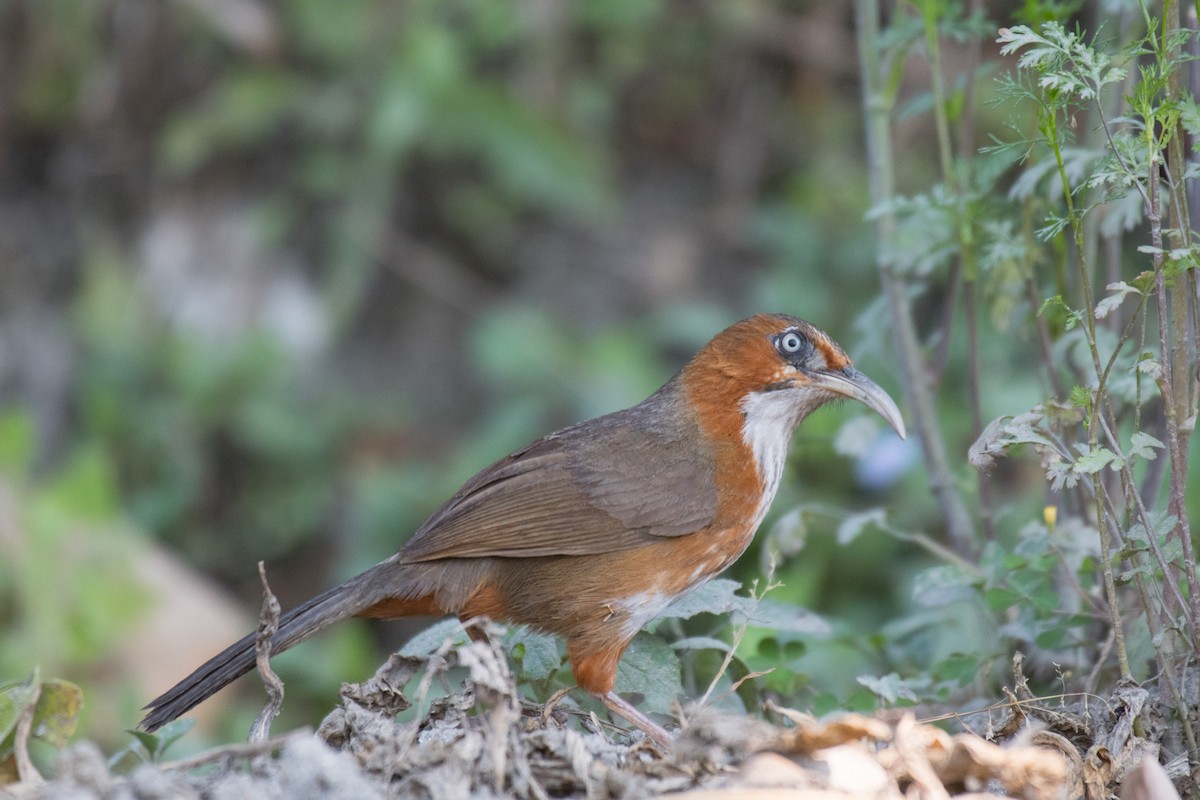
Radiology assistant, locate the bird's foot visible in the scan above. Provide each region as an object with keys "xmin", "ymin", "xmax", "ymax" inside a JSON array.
[{"xmin": 596, "ymin": 690, "xmax": 673, "ymax": 748}]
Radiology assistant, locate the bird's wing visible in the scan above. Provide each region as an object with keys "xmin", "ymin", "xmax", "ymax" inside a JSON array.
[{"xmin": 397, "ymin": 395, "xmax": 717, "ymax": 563}]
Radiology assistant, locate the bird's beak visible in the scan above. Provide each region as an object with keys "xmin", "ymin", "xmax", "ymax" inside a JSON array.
[{"xmin": 813, "ymin": 367, "xmax": 907, "ymax": 439}]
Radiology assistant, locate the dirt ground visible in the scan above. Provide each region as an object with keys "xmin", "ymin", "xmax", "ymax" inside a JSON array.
[{"xmin": 2, "ymin": 629, "xmax": 1190, "ymax": 800}]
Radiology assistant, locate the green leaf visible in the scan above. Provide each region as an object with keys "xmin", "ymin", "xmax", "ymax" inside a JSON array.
[
  {"xmin": 0, "ymin": 672, "xmax": 40, "ymax": 751},
  {"xmin": 984, "ymin": 586, "xmax": 1022, "ymax": 612},
  {"xmin": 29, "ymin": 679, "xmax": 81, "ymax": 747},
  {"xmin": 122, "ymin": 718, "xmax": 195, "ymax": 763},
  {"xmin": 1124, "ymin": 511, "xmax": 1182, "ymax": 563},
  {"xmin": 810, "ymin": 691, "xmax": 842, "ymax": 718},
  {"xmin": 856, "ymin": 672, "xmax": 919, "ymax": 705},
  {"xmin": 1094, "ymin": 281, "xmax": 1141, "ymax": 319},
  {"xmin": 836, "ymin": 508, "xmax": 886, "ymax": 545},
  {"xmin": 125, "ymin": 729, "xmax": 161, "ymax": 759},
  {"xmin": 933, "ymin": 653, "xmax": 982, "ymax": 685},
  {"xmin": 1129, "ymin": 431, "xmax": 1164, "ymax": 461},
  {"xmin": 1002, "ymin": 552, "xmax": 1029, "ymax": 570},
  {"xmin": 1035, "ymin": 626, "xmax": 1076, "ymax": 649},
  {"xmin": 911, "ymin": 564, "xmax": 977, "ymax": 607},
  {"xmin": 1047, "ymin": 461, "xmax": 1079, "ymax": 491},
  {"xmin": 742, "ymin": 599, "xmax": 830, "ymax": 634},
  {"xmin": 1115, "ymin": 563, "xmax": 1151, "ymax": 584},
  {"xmin": 764, "ymin": 508, "xmax": 809, "ymax": 560},
  {"xmin": 1039, "ymin": 294, "xmax": 1083, "ymax": 328},
  {"xmin": 506, "ymin": 629, "xmax": 561, "ymax": 683},
  {"xmin": 968, "ymin": 410, "xmax": 1060, "ymax": 470},
  {"xmin": 656, "ymin": 579, "xmax": 753, "ymax": 621},
  {"xmin": 1072, "ymin": 446, "xmax": 1121, "ymax": 475},
  {"xmin": 1136, "ymin": 356, "xmax": 1162, "ymax": 379},
  {"xmin": 773, "ymin": 639, "xmax": 805, "ymax": 661},
  {"xmin": 613, "ymin": 633, "xmax": 683, "ymax": 715},
  {"xmin": 670, "ymin": 636, "xmax": 732, "ymax": 655},
  {"xmin": 997, "ymin": 25, "xmax": 1047, "ymax": 59},
  {"xmin": 399, "ymin": 618, "xmax": 469, "ymax": 657},
  {"xmin": 0, "ymin": 672, "xmax": 78, "ymax": 770},
  {"xmin": 1030, "ymin": 585, "xmax": 1060, "ymax": 613},
  {"xmin": 845, "ymin": 686, "xmax": 881, "ymax": 712}
]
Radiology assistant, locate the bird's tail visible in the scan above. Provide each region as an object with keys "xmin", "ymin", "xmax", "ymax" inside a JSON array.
[{"xmin": 140, "ymin": 560, "xmax": 421, "ymax": 732}]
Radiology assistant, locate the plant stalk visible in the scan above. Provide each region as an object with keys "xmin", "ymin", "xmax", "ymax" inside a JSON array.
[{"xmin": 855, "ymin": 0, "xmax": 977, "ymax": 558}]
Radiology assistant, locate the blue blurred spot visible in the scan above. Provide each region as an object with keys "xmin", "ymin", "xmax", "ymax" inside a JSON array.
[{"xmin": 855, "ymin": 434, "xmax": 918, "ymax": 491}]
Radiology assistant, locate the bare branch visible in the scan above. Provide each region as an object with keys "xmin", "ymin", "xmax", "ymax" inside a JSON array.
[{"xmin": 248, "ymin": 561, "xmax": 285, "ymax": 744}]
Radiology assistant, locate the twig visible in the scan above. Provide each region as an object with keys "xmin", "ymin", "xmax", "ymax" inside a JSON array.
[
  {"xmin": 159, "ymin": 728, "xmax": 312, "ymax": 772},
  {"xmin": 705, "ymin": 669, "xmax": 774, "ymax": 711},
  {"xmin": 248, "ymin": 561, "xmax": 284, "ymax": 744},
  {"xmin": 698, "ymin": 625, "xmax": 747, "ymax": 708},
  {"xmin": 924, "ymin": 691, "xmax": 1114, "ymax": 728},
  {"xmin": 1096, "ymin": 410, "xmax": 1196, "ymax": 649},
  {"xmin": 1083, "ymin": 627, "xmax": 1116, "ymax": 698},
  {"xmin": 1092, "ymin": 484, "xmax": 1132, "ymax": 679},
  {"xmin": 12, "ymin": 683, "xmax": 43, "ymax": 785},
  {"xmin": 882, "ymin": 518, "xmax": 983, "ymax": 577},
  {"xmin": 1022, "ymin": 229, "xmax": 1068, "ymax": 399},
  {"xmin": 539, "ymin": 686, "xmax": 573, "ymax": 729},
  {"xmin": 399, "ymin": 617, "xmax": 489, "ymax": 753}
]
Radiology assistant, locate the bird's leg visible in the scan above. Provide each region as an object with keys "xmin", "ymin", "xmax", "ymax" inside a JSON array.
[
  {"xmin": 596, "ymin": 690, "xmax": 673, "ymax": 748},
  {"xmin": 463, "ymin": 623, "xmax": 490, "ymax": 643},
  {"xmin": 570, "ymin": 641, "xmax": 673, "ymax": 746},
  {"xmin": 458, "ymin": 613, "xmax": 492, "ymax": 644}
]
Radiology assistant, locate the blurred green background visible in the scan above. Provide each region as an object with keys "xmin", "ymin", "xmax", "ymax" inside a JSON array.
[{"xmin": 3, "ymin": 0, "xmax": 1186, "ymax": 754}]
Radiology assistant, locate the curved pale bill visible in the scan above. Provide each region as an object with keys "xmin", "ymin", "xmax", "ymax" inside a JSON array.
[{"xmin": 815, "ymin": 367, "xmax": 907, "ymax": 440}]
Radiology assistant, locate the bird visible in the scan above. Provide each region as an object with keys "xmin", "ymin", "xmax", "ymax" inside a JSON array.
[{"xmin": 141, "ymin": 314, "xmax": 905, "ymax": 746}]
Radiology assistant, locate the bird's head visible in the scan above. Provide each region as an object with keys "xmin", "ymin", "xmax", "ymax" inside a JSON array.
[{"xmin": 681, "ymin": 314, "xmax": 906, "ymax": 461}]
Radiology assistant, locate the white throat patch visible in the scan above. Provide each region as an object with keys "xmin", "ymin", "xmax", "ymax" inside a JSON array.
[{"xmin": 739, "ymin": 388, "xmax": 813, "ymax": 529}]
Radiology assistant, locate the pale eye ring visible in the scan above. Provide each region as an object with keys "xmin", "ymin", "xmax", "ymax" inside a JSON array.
[{"xmin": 777, "ymin": 331, "xmax": 805, "ymax": 354}]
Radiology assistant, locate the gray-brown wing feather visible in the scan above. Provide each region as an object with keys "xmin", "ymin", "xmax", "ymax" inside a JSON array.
[{"xmin": 397, "ymin": 380, "xmax": 716, "ymax": 563}]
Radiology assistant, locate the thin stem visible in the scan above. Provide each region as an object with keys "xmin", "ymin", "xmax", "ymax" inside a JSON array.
[
  {"xmin": 1023, "ymin": 201, "xmax": 1068, "ymax": 400},
  {"xmin": 914, "ymin": 0, "xmax": 994, "ymax": 541},
  {"xmin": 1043, "ymin": 113, "xmax": 1104, "ymax": 381},
  {"xmin": 919, "ymin": 0, "xmax": 956, "ymax": 183},
  {"xmin": 1093, "ymin": 483, "xmax": 1132, "ymax": 679},
  {"xmin": 964, "ymin": 284, "xmax": 996, "ymax": 540},
  {"xmin": 1159, "ymin": 0, "xmax": 1200, "ymax": 639},
  {"xmin": 1130, "ymin": 33, "xmax": 1200, "ymax": 641},
  {"xmin": 856, "ymin": 0, "xmax": 977, "ymax": 558},
  {"xmin": 1043, "ymin": 64, "xmax": 1137, "ymax": 688},
  {"xmin": 1096, "ymin": 410, "xmax": 1196, "ymax": 649}
]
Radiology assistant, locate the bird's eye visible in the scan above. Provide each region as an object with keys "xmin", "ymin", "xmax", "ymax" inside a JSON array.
[{"xmin": 777, "ymin": 331, "xmax": 805, "ymax": 355}]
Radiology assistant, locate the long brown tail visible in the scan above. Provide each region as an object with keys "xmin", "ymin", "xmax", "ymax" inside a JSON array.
[{"xmin": 140, "ymin": 561, "xmax": 418, "ymax": 732}]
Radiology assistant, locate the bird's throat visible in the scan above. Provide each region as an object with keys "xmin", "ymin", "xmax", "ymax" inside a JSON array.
[{"xmin": 738, "ymin": 388, "xmax": 815, "ymax": 531}]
